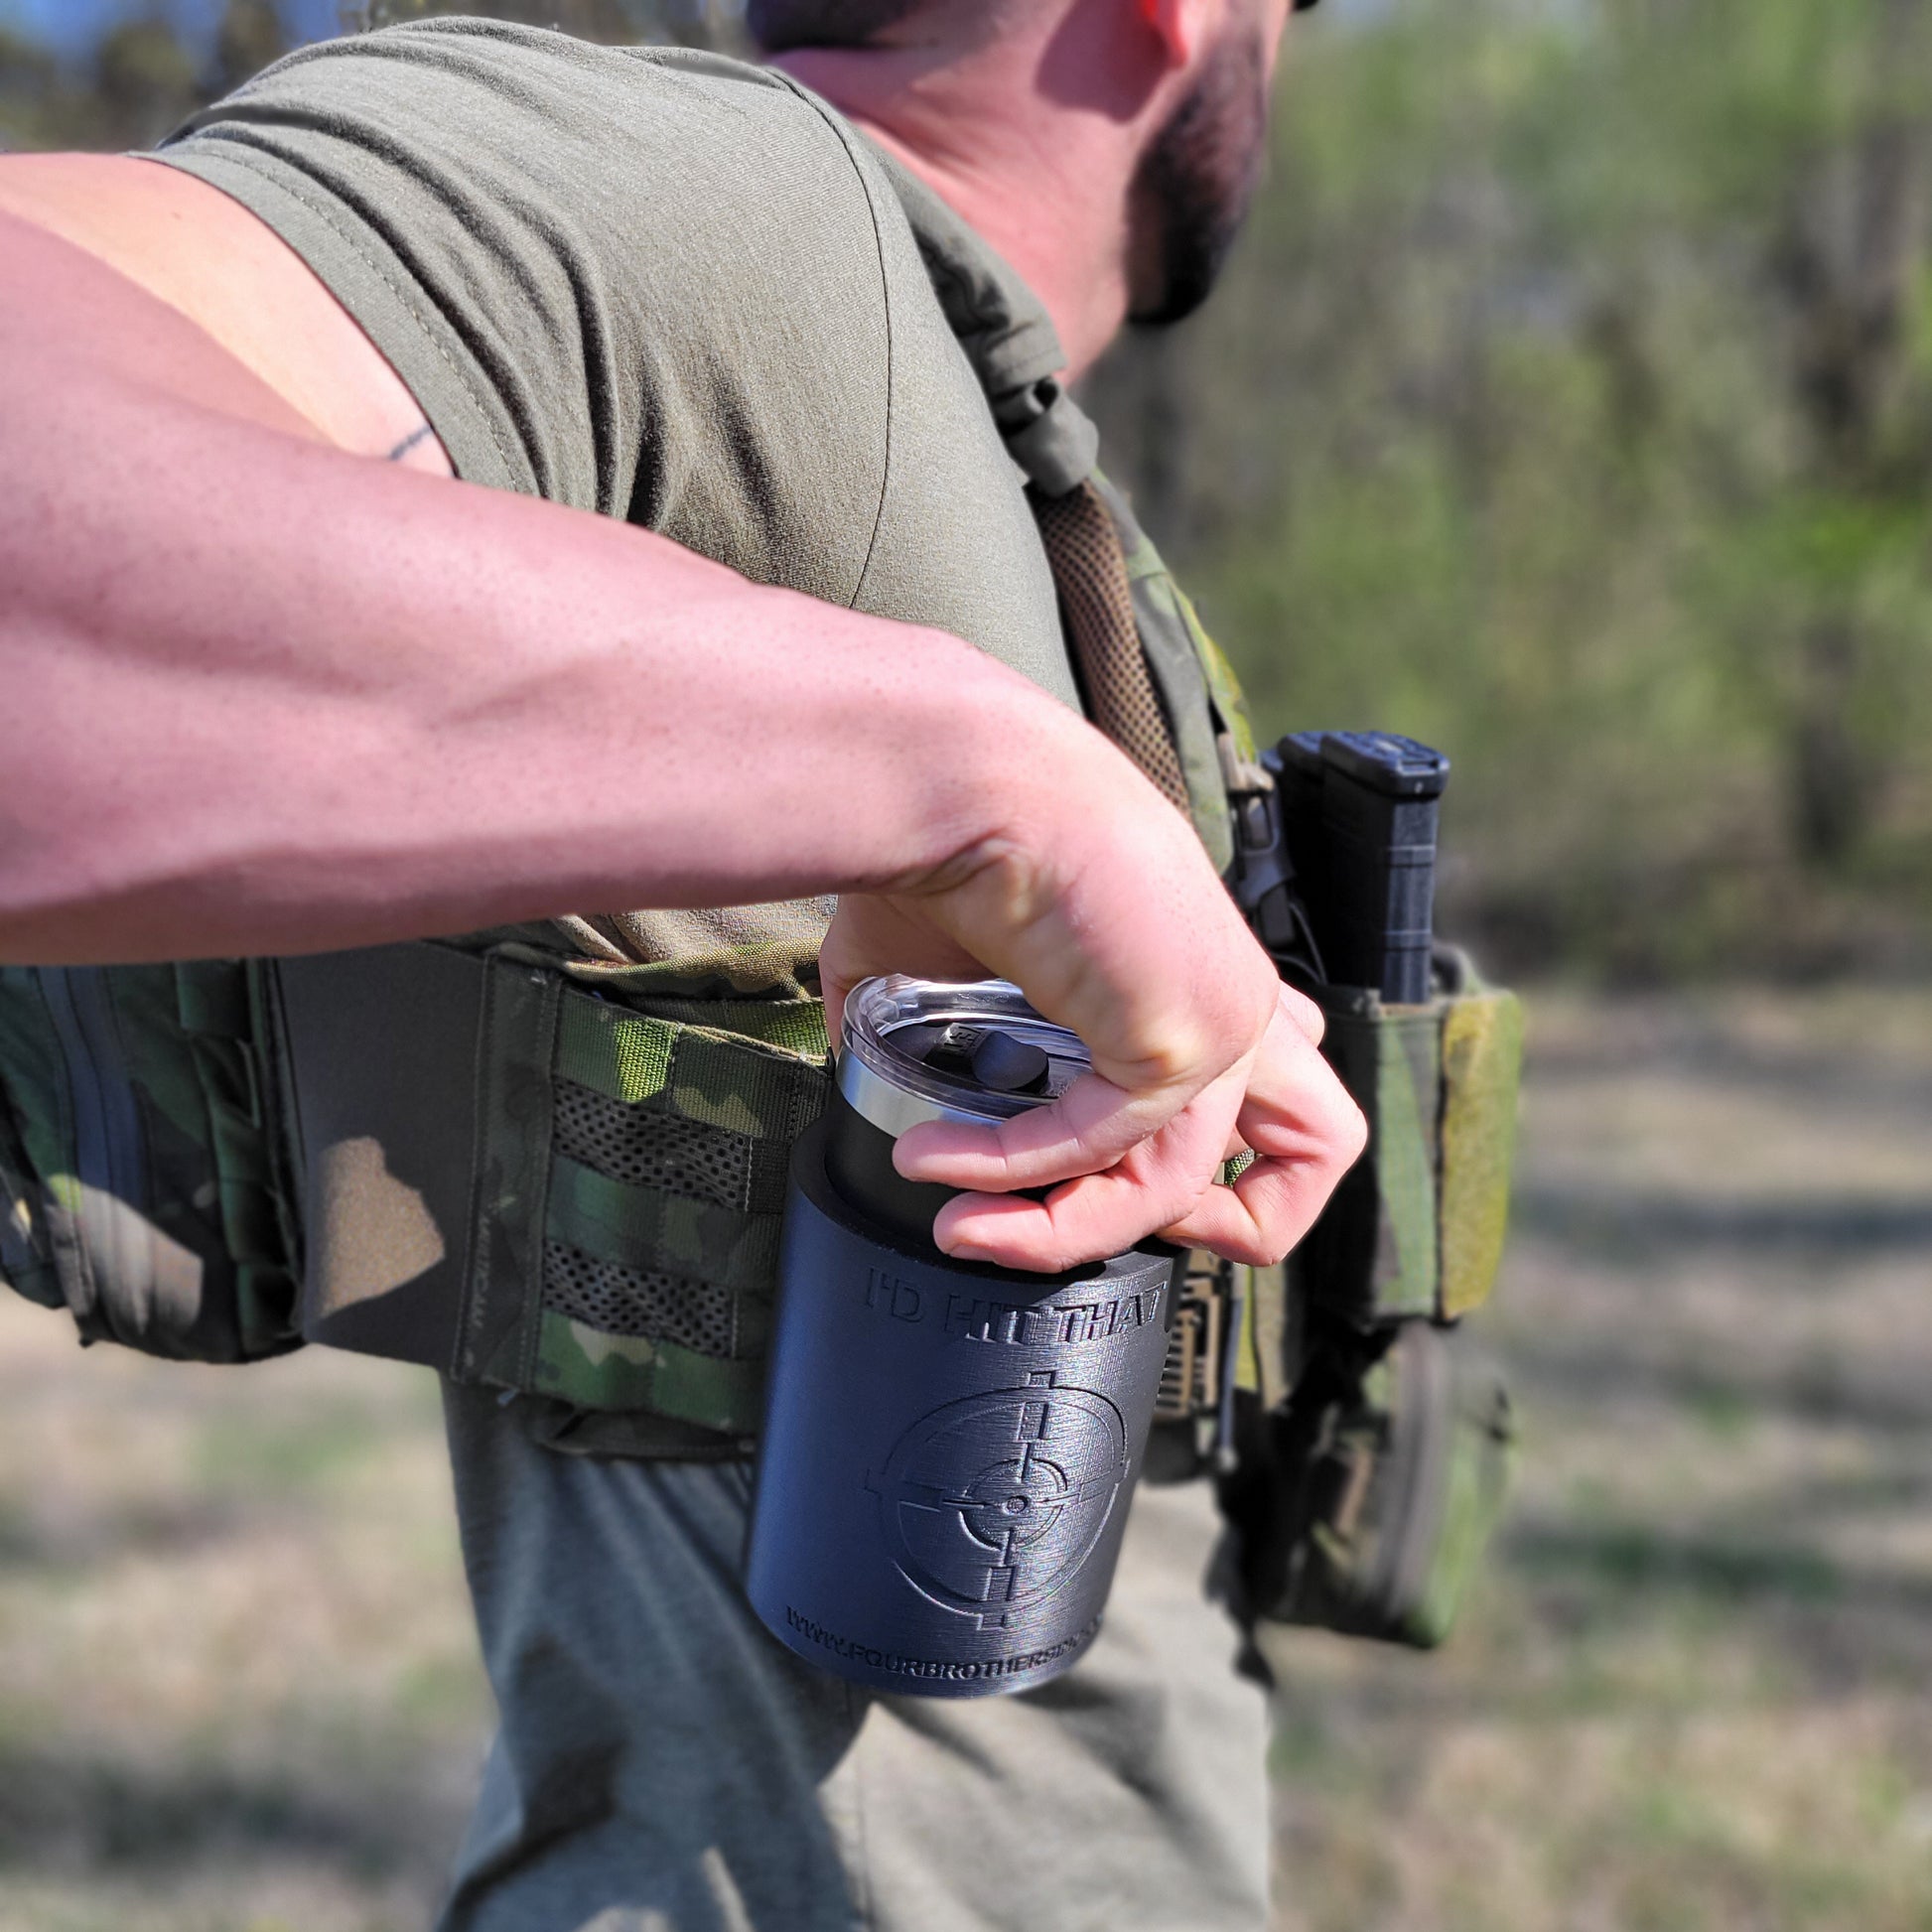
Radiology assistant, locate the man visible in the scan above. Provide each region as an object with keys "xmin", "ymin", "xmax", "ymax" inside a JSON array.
[{"xmin": 0, "ymin": 1, "xmax": 1354, "ymax": 1925}]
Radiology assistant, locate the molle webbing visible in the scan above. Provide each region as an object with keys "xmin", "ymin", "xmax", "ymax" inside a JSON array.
[{"xmin": 276, "ymin": 943, "xmax": 828, "ymax": 1437}]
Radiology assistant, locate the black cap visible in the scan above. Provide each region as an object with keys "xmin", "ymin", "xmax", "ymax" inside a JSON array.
[
  {"xmin": 919, "ymin": 1024, "xmax": 1050, "ymax": 1097},
  {"xmin": 969, "ymin": 1030, "xmax": 1051, "ymax": 1095},
  {"xmin": 1321, "ymin": 731, "xmax": 1450, "ymax": 800}
]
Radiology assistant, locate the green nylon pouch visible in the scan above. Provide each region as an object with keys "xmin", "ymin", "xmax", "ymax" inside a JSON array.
[
  {"xmin": 1221, "ymin": 950, "xmax": 1524, "ymax": 1645},
  {"xmin": 1289, "ymin": 958, "xmax": 1525, "ymax": 1328},
  {"xmin": 0, "ymin": 962, "xmax": 302, "ymax": 1362},
  {"xmin": 1228, "ymin": 1317, "xmax": 1516, "ymax": 1647}
]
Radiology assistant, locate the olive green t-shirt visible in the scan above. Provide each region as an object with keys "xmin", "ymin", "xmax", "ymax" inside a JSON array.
[{"xmin": 157, "ymin": 21, "xmax": 1078, "ymax": 991}]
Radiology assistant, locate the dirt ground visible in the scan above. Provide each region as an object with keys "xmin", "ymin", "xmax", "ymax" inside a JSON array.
[{"xmin": 2, "ymin": 986, "xmax": 1928, "ymax": 1932}]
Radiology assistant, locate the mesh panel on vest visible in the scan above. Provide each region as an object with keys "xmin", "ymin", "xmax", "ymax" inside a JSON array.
[
  {"xmin": 541, "ymin": 1238, "xmax": 738, "ymax": 1359},
  {"xmin": 551, "ymin": 1077, "xmax": 789, "ymax": 1215},
  {"xmin": 1031, "ymin": 481, "xmax": 1191, "ymax": 812}
]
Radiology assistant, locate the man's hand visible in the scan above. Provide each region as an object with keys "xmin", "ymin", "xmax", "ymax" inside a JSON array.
[{"xmin": 819, "ymin": 735, "xmax": 1368, "ymax": 1275}]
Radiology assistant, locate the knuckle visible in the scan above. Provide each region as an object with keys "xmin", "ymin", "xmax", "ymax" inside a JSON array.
[
  {"xmin": 1281, "ymin": 985, "xmax": 1325, "ymax": 1046},
  {"xmin": 1303, "ymin": 1069, "xmax": 1368, "ymax": 1167},
  {"xmin": 1243, "ymin": 1195, "xmax": 1298, "ymax": 1268},
  {"xmin": 1137, "ymin": 1032, "xmax": 1214, "ymax": 1097},
  {"xmin": 1217, "ymin": 1211, "xmax": 1288, "ymax": 1268},
  {"xmin": 1224, "ymin": 1226, "xmax": 1279, "ymax": 1267}
]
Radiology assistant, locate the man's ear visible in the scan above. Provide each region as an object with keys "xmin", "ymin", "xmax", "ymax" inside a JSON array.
[{"xmin": 1136, "ymin": 0, "xmax": 1216, "ymax": 67}]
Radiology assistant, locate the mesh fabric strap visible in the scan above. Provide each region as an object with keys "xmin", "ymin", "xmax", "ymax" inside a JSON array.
[{"xmin": 1031, "ymin": 480, "xmax": 1192, "ymax": 813}]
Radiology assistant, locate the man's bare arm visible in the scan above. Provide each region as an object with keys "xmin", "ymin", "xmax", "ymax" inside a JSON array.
[
  {"xmin": 0, "ymin": 200, "xmax": 1073, "ymax": 960},
  {"xmin": 0, "ymin": 169, "xmax": 1363, "ymax": 1269}
]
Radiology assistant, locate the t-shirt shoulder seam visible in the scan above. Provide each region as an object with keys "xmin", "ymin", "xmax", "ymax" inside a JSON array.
[
  {"xmin": 766, "ymin": 77, "xmax": 896, "ymax": 614},
  {"xmin": 156, "ymin": 137, "xmax": 526, "ymax": 491}
]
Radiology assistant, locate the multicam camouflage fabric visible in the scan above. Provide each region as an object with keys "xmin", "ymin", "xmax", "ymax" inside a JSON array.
[
  {"xmin": 0, "ymin": 940, "xmax": 834, "ymax": 1439},
  {"xmin": 0, "ymin": 960, "xmax": 300, "ymax": 1364},
  {"xmin": 520, "ymin": 987, "xmax": 830, "ymax": 1433}
]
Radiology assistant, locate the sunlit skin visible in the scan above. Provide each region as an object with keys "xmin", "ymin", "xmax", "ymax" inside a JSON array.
[{"xmin": 0, "ymin": 0, "xmax": 1361, "ymax": 1274}]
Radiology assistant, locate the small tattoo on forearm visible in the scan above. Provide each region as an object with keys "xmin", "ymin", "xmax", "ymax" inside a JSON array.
[{"xmin": 385, "ymin": 423, "xmax": 435, "ymax": 463}]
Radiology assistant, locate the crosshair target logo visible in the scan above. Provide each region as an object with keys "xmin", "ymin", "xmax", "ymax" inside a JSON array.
[{"xmin": 866, "ymin": 1372, "xmax": 1129, "ymax": 1628}]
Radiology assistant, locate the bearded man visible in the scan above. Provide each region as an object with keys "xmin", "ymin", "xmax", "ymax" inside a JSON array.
[{"xmin": 0, "ymin": 2, "xmax": 1352, "ymax": 1926}]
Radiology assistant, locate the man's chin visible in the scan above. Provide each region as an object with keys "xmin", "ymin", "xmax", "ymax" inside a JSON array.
[
  {"xmin": 1124, "ymin": 55, "xmax": 1268, "ymax": 326},
  {"xmin": 1126, "ymin": 271, "xmax": 1221, "ymax": 330},
  {"xmin": 1125, "ymin": 220, "xmax": 1244, "ymax": 327}
]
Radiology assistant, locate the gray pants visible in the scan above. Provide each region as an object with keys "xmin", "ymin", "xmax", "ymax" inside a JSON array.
[{"xmin": 437, "ymin": 1384, "xmax": 1269, "ymax": 1932}]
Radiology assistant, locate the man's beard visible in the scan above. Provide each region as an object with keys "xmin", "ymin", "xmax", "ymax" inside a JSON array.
[{"xmin": 1127, "ymin": 24, "xmax": 1271, "ymax": 328}]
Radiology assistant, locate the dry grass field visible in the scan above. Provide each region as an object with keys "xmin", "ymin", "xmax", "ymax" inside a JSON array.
[
  {"xmin": 1, "ymin": 986, "xmax": 1928, "ymax": 1932},
  {"xmin": 1265, "ymin": 986, "xmax": 1932, "ymax": 1932}
]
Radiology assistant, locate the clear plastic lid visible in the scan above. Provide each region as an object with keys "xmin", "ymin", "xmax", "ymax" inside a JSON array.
[{"xmin": 837, "ymin": 976, "xmax": 1091, "ymax": 1137}]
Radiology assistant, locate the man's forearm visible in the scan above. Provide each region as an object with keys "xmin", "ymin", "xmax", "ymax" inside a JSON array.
[{"xmin": 0, "ymin": 245, "xmax": 1078, "ymax": 965}]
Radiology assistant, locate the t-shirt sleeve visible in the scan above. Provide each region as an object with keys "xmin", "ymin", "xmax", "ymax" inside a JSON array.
[{"xmin": 155, "ymin": 23, "xmax": 893, "ymax": 607}]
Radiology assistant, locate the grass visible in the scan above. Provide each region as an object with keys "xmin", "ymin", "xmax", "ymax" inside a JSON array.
[
  {"xmin": 1, "ymin": 984, "xmax": 1928, "ymax": 1930},
  {"xmin": 0, "ymin": 1301, "xmax": 482, "ymax": 1932},
  {"xmin": 1261, "ymin": 983, "xmax": 1932, "ymax": 1932}
]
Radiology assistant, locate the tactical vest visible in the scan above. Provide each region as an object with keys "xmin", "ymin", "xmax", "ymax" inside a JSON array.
[{"xmin": 0, "ymin": 170, "xmax": 1521, "ymax": 1639}]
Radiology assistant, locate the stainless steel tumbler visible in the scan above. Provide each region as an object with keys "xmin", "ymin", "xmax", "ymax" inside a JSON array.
[{"xmin": 745, "ymin": 977, "xmax": 1179, "ymax": 1697}]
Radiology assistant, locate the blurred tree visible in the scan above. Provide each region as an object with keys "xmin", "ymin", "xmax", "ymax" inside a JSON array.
[
  {"xmin": 1769, "ymin": 0, "xmax": 1930, "ymax": 864},
  {"xmin": 93, "ymin": 15, "xmax": 203, "ymax": 147},
  {"xmin": 215, "ymin": 0, "xmax": 291, "ymax": 93},
  {"xmin": 1086, "ymin": 0, "xmax": 1932, "ymax": 978},
  {"xmin": 0, "ymin": 25, "xmax": 62, "ymax": 149},
  {"xmin": 343, "ymin": 0, "xmax": 745, "ymax": 48},
  {"xmin": 0, "ymin": 1, "xmax": 739, "ymax": 155}
]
